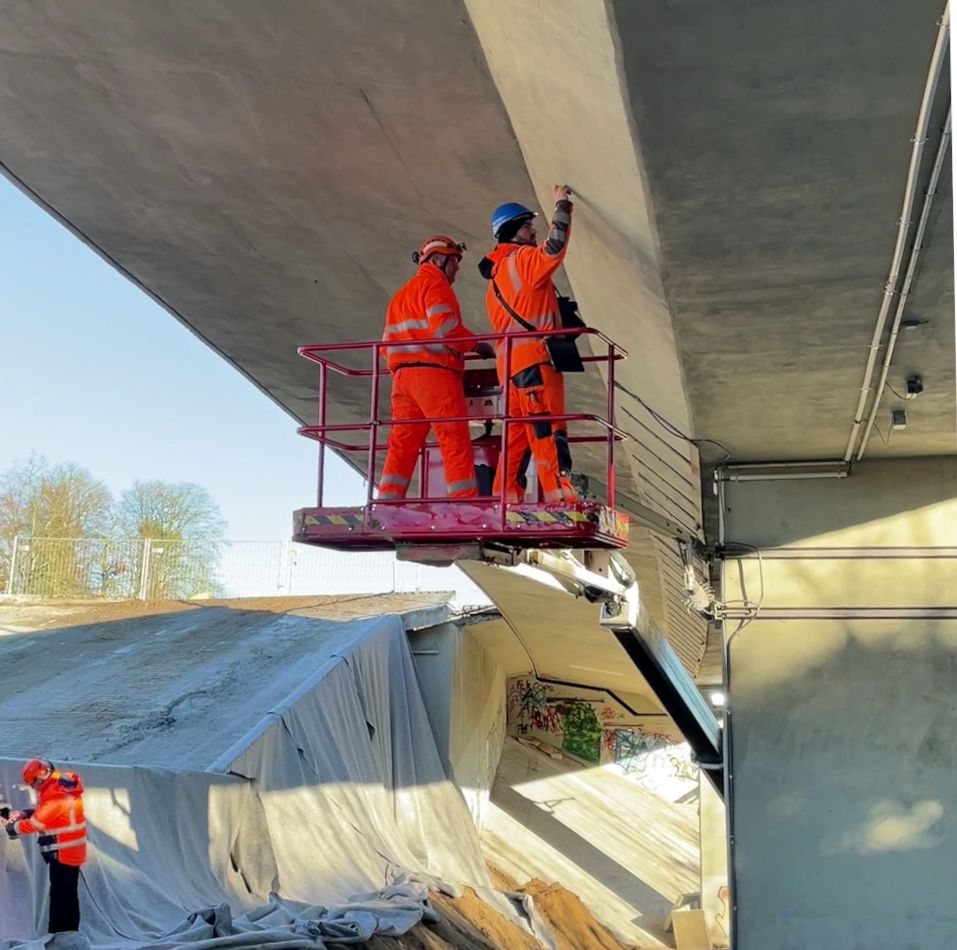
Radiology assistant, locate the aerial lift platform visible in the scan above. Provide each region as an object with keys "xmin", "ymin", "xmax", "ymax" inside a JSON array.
[
  {"xmin": 293, "ymin": 327, "xmax": 630, "ymax": 559},
  {"xmin": 292, "ymin": 327, "xmax": 723, "ymax": 794}
]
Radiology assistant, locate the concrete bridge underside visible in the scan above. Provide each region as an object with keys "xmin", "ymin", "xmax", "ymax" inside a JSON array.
[{"xmin": 1, "ymin": 3, "xmax": 954, "ymax": 946}]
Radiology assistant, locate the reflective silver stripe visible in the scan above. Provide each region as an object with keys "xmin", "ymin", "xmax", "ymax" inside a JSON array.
[
  {"xmin": 389, "ymin": 343, "xmax": 453, "ymax": 357},
  {"xmin": 381, "ymin": 475, "xmax": 410, "ymax": 487},
  {"xmin": 425, "ymin": 304, "xmax": 452, "ymax": 318},
  {"xmin": 39, "ymin": 836, "xmax": 86, "ymax": 853},
  {"xmin": 446, "ymin": 478, "xmax": 477, "ymax": 494},
  {"xmin": 507, "ymin": 253, "xmax": 523, "ymax": 293},
  {"xmin": 432, "ymin": 316, "xmax": 459, "ymax": 338},
  {"xmin": 384, "ymin": 317, "xmax": 431, "ymax": 337},
  {"xmin": 387, "ymin": 340, "xmax": 434, "ymax": 354},
  {"xmin": 419, "ymin": 239, "xmax": 456, "ymax": 258},
  {"xmin": 37, "ymin": 800, "xmax": 86, "ymax": 853}
]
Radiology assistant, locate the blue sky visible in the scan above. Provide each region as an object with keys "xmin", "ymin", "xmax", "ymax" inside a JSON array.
[{"xmin": 0, "ymin": 177, "xmax": 364, "ymax": 540}]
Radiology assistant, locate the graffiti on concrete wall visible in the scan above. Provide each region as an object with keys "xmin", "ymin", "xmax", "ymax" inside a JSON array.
[
  {"xmin": 507, "ymin": 677, "xmax": 603, "ymax": 762},
  {"xmin": 714, "ymin": 885, "xmax": 730, "ymax": 945},
  {"xmin": 603, "ymin": 727, "xmax": 697, "ymax": 794},
  {"xmin": 561, "ymin": 700, "xmax": 602, "ymax": 763},
  {"xmin": 507, "ymin": 676, "xmax": 692, "ymax": 784},
  {"xmin": 509, "ymin": 678, "xmax": 563, "ymax": 734}
]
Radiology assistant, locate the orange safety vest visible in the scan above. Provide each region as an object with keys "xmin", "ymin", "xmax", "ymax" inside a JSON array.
[
  {"xmin": 8, "ymin": 769, "xmax": 87, "ymax": 866},
  {"xmin": 482, "ymin": 239, "xmax": 569, "ymax": 381},
  {"xmin": 382, "ymin": 262, "xmax": 477, "ymax": 373}
]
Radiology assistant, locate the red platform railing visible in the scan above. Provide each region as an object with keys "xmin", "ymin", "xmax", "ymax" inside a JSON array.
[{"xmin": 297, "ymin": 327, "xmax": 628, "ymax": 531}]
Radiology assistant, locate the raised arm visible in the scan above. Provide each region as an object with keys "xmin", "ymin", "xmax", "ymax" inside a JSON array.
[{"xmin": 525, "ymin": 185, "xmax": 574, "ymax": 286}]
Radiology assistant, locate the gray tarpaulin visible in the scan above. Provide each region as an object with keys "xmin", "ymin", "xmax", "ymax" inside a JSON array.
[{"xmin": 0, "ymin": 614, "xmax": 534, "ymax": 948}]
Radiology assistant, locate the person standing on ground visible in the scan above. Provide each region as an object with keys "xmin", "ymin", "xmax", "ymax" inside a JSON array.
[
  {"xmin": 379, "ymin": 235, "xmax": 494, "ymax": 500},
  {"xmin": 3, "ymin": 758, "xmax": 87, "ymax": 935},
  {"xmin": 478, "ymin": 186, "xmax": 579, "ymax": 503}
]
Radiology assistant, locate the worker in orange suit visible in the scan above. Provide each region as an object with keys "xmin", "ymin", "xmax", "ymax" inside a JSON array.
[
  {"xmin": 478, "ymin": 186, "xmax": 578, "ymax": 503},
  {"xmin": 3, "ymin": 758, "xmax": 87, "ymax": 935},
  {"xmin": 379, "ymin": 235, "xmax": 494, "ymax": 500}
]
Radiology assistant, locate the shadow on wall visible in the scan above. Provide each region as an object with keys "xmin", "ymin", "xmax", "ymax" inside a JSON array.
[
  {"xmin": 724, "ymin": 541, "xmax": 957, "ymax": 691},
  {"xmin": 488, "ymin": 677, "xmax": 703, "ymax": 944},
  {"xmin": 730, "ymin": 619, "xmax": 957, "ymax": 945},
  {"xmin": 722, "ymin": 458, "xmax": 957, "ymax": 549},
  {"xmin": 492, "ymin": 774, "xmax": 675, "ymax": 919}
]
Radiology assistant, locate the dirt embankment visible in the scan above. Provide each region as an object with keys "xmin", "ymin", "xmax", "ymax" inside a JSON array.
[
  {"xmin": 383, "ymin": 887, "xmax": 543, "ymax": 949},
  {"xmin": 375, "ymin": 879, "xmax": 638, "ymax": 950},
  {"xmin": 520, "ymin": 879, "xmax": 631, "ymax": 950},
  {"xmin": 0, "ymin": 593, "xmax": 451, "ymax": 632}
]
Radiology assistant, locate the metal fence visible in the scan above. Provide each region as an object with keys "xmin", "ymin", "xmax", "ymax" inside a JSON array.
[{"xmin": 3, "ymin": 536, "xmax": 490, "ymax": 606}]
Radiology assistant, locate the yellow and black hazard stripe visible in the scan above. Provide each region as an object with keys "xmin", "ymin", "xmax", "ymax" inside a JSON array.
[
  {"xmin": 303, "ymin": 512, "xmax": 365, "ymax": 527},
  {"xmin": 506, "ymin": 509, "xmax": 596, "ymax": 526}
]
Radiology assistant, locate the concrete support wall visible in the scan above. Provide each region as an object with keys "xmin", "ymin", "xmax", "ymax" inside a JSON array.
[{"xmin": 721, "ymin": 457, "xmax": 957, "ymax": 949}]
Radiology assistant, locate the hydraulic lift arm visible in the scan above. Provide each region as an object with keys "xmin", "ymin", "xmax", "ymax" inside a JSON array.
[{"xmin": 511, "ymin": 549, "xmax": 724, "ymax": 797}]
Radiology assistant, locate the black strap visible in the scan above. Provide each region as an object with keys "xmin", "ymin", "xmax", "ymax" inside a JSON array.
[{"xmin": 490, "ymin": 271, "xmax": 537, "ymax": 334}]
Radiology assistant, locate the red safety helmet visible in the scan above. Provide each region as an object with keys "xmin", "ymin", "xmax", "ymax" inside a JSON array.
[
  {"xmin": 412, "ymin": 235, "xmax": 466, "ymax": 265},
  {"xmin": 22, "ymin": 758, "xmax": 51, "ymax": 785}
]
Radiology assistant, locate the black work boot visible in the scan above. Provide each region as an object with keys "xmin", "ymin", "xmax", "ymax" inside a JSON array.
[{"xmin": 565, "ymin": 471, "xmax": 592, "ymax": 500}]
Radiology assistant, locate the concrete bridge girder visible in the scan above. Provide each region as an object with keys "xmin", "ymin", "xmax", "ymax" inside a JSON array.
[
  {"xmin": 0, "ymin": 0, "xmax": 712, "ymax": 664},
  {"xmin": 465, "ymin": 0, "xmax": 707, "ymax": 651}
]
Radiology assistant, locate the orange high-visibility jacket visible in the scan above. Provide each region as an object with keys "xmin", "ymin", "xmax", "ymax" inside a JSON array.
[
  {"xmin": 382, "ymin": 262, "xmax": 477, "ymax": 373},
  {"xmin": 481, "ymin": 226, "xmax": 571, "ymax": 381},
  {"xmin": 7, "ymin": 769, "xmax": 87, "ymax": 866}
]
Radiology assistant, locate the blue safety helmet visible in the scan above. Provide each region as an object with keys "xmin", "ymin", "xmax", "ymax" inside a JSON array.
[{"xmin": 490, "ymin": 202, "xmax": 537, "ymax": 240}]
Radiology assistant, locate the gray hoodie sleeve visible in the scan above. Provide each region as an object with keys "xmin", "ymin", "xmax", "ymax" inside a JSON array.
[{"xmin": 544, "ymin": 199, "xmax": 573, "ymax": 257}]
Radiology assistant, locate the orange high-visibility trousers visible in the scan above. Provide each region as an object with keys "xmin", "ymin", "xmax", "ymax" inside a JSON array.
[
  {"xmin": 380, "ymin": 367, "xmax": 478, "ymax": 499},
  {"xmin": 494, "ymin": 362, "xmax": 576, "ymax": 503}
]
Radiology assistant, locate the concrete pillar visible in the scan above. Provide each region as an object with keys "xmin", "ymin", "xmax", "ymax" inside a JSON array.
[{"xmin": 720, "ymin": 457, "xmax": 957, "ymax": 949}]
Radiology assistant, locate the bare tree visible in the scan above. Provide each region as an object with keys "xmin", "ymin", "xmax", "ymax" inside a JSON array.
[
  {"xmin": 116, "ymin": 481, "xmax": 227, "ymax": 598},
  {"xmin": 0, "ymin": 455, "xmax": 113, "ymax": 594},
  {"xmin": 0, "ymin": 463, "xmax": 229, "ymax": 599}
]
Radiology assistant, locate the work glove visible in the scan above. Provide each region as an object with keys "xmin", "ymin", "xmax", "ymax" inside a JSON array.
[{"xmin": 474, "ymin": 342, "xmax": 495, "ymax": 360}]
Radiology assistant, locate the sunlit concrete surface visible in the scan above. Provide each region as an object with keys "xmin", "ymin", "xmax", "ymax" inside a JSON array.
[
  {"xmin": 722, "ymin": 457, "xmax": 957, "ymax": 948},
  {"xmin": 483, "ymin": 737, "xmax": 699, "ymax": 949}
]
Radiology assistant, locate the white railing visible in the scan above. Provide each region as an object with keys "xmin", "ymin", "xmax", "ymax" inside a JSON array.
[{"xmin": 3, "ymin": 536, "xmax": 490, "ymax": 607}]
